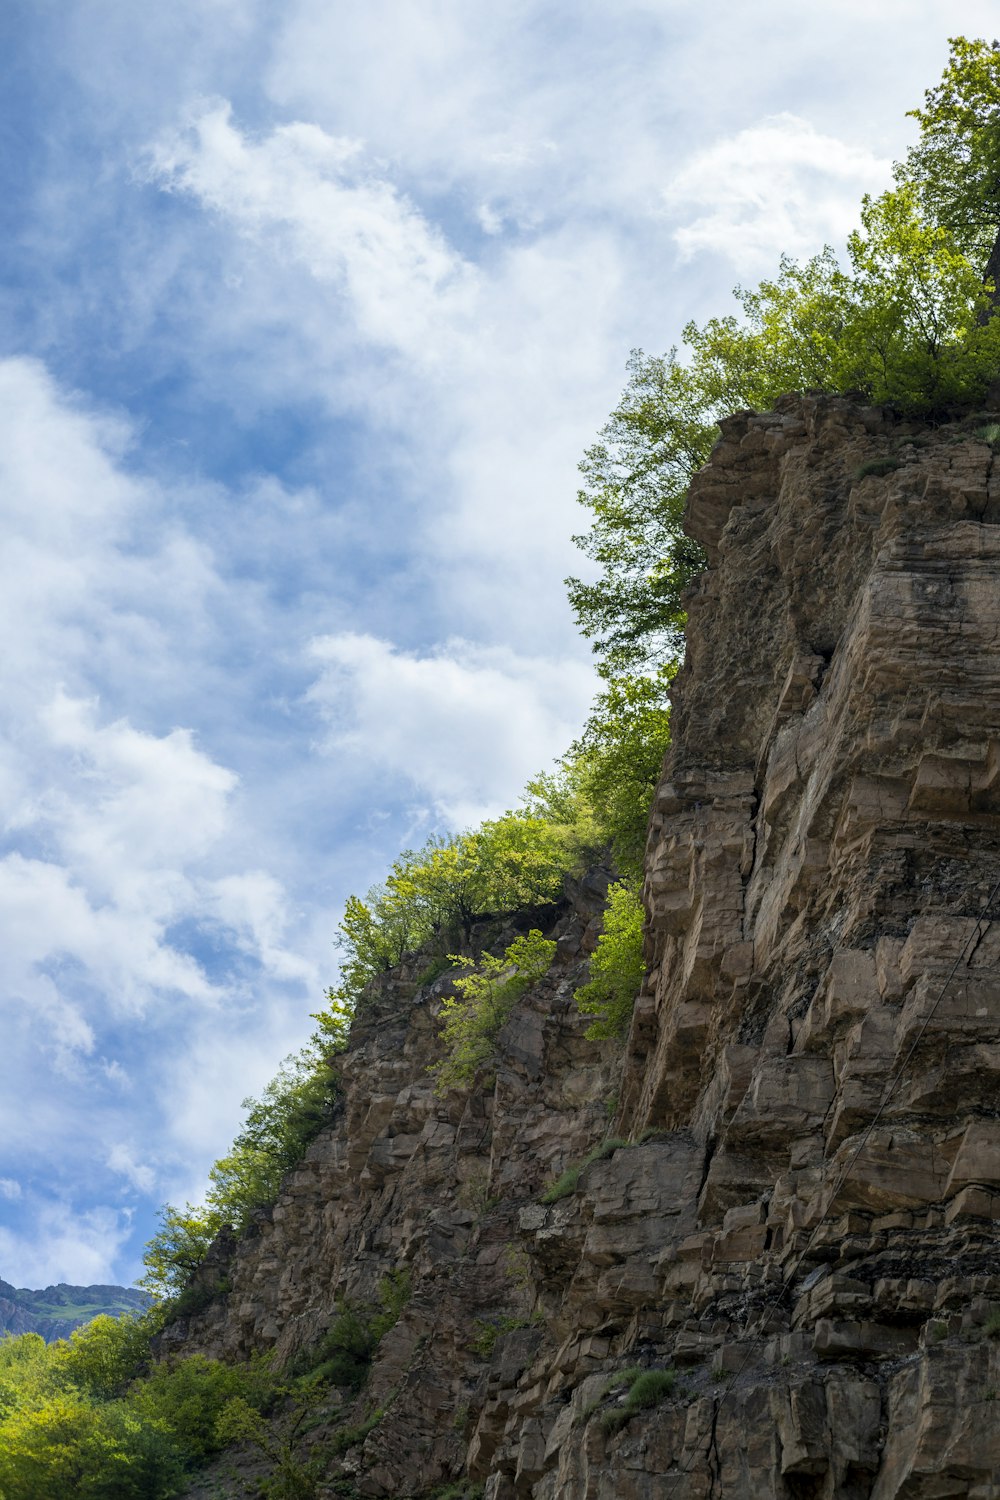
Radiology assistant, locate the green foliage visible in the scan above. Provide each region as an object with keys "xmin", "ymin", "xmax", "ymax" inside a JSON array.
[
  {"xmin": 566, "ymin": 347, "xmax": 713, "ymax": 678},
  {"xmin": 0, "ymin": 1324, "xmax": 276, "ymax": 1498},
  {"xmin": 328, "ymin": 1406, "xmax": 385, "ymax": 1456},
  {"xmin": 293, "ymin": 1272, "xmax": 411, "ymax": 1393},
  {"xmin": 574, "ymin": 881, "xmax": 645, "ymax": 1040},
  {"xmin": 214, "ymin": 1392, "xmax": 325, "ymax": 1500},
  {"xmin": 568, "ymin": 673, "xmax": 671, "ymax": 880},
  {"xmin": 430, "ymin": 931, "xmax": 557, "ymax": 1095},
  {"xmin": 129, "ymin": 1353, "xmax": 272, "ymax": 1466},
  {"xmin": 539, "ymin": 1137, "xmax": 631, "ymax": 1204},
  {"xmin": 539, "ymin": 1165, "xmax": 581, "ymax": 1204},
  {"xmin": 855, "ymin": 457, "xmax": 902, "ymax": 479},
  {"xmin": 984, "ymin": 1308, "xmax": 1000, "ymax": 1340},
  {"xmin": 975, "ymin": 422, "xmax": 1000, "ymax": 444},
  {"xmin": 139, "ymin": 1204, "xmax": 223, "ymax": 1303},
  {"xmin": 321, "ymin": 805, "xmax": 592, "ymax": 1021},
  {"xmin": 570, "ymin": 46, "xmax": 1000, "ymax": 686},
  {"xmin": 599, "ymin": 1368, "xmax": 677, "ymax": 1434},
  {"xmin": 897, "ymin": 36, "xmax": 1000, "ymax": 265},
  {"xmin": 370, "ymin": 1269, "xmax": 412, "ymax": 1342},
  {"xmin": 469, "ymin": 1314, "xmax": 536, "ymax": 1359}
]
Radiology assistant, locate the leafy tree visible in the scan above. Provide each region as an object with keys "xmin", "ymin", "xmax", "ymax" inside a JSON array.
[
  {"xmin": 139, "ymin": 1203, "xmax": 224, "ymax": 1302},
  {"xmin": 54, "ymin": 1310, "xmax": 164, "ymax": 1401},
  {"xmin": 566, "ymin": 349, "xmax": 713, "ymax": 678},
  {"xmin": 570, "ymin": 178, "xmax": 1000, "ymax": 683},
  {"xmin": 897, "ymin": 36, "xmax": 1000, "ymax": 290},
  {"xmin": 574, "ymin": 880, "xmax": 646, "ymax": 1040},
  {"xmin": 568, "ymin": 671, "xmax": 673, "ymax": 881},
  {"xmin": 322, "ymin": 806, "xmax": 594, "ymax": 1018},
  {"xmin": 431, "ymin": 930, "xmax": 557, "ymax": 1094}
]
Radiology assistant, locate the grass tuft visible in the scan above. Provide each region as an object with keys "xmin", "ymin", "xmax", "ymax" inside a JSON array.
[{"xmin": 854, "ymin": 457, "xmax": 902, "ymax": 480}]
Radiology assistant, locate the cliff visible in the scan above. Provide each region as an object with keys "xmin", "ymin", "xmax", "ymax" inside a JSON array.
[{"xmin": 174, "ymin": 394, "xmax": 1000, "ymax": 1498}]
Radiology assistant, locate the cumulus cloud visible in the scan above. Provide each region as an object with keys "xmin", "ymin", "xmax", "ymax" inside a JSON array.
[
  {"xmin": 665, "ymin": 114, "xmax": 892, "ymax": 269},
  {"xmin": 148, "ymin": 102, "xmax": 477, "ymax": 360},
  {"xmin": 106, "ymin": 1145, "xmax": 156, "ymax": 1195},
  {"xmin": 307, "ymin": 632, "xmax": 594, "ymax": 828},
  {"xmin": 0, "ymin": 356, "xmax": 328, "ymax": 1277},
  {"xmin": 0, "ymin": 1199, "xmax": 133, "ymax": 1288}
]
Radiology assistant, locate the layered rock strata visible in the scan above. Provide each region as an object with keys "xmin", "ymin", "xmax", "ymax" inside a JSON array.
[{"xmin": 177, "ymin": 395, "xmax": 1000, "ymax": 1498}]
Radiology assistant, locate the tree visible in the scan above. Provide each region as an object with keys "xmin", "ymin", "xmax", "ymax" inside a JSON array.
[
  {"xmin": 574, "ymin": 880, "xmax": 646, "ymax": 1040},
  {"xmin": 430, "ymin": 930, "xmax": 557, "ymax": 1094},
  {"xmin": 568, "ymin": 670, "xmax": 672, "ymax": 882},
  {"xmin": 898, "ymin": 36, "xmax": 1000, "ymax": 297},
  {"xmin": 566, "ymin": 350, "xmax": 713, "ymax": 679}
]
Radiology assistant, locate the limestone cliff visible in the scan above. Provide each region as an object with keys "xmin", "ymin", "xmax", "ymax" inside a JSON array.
[{"xmin": 175, "ymin": 394, "xmax": 1000, "ymax": 1498}]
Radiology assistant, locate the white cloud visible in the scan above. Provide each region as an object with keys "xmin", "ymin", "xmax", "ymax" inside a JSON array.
[
  {"xmin": 307, "ymin": 632, "xmax": 594, "ymax": 828},
  {"xmin": 0, "ymin": 1200, "xmax": 133, "ymax": 1288},
  {"xmin": 0, "ymin": 356, "xmax": 330, "ymax": 1268},
  {"xmin": 140, "ymin": 107, "xmax": 628, "ymax": 658},
  {"xmin": 148, "ymin": 102, "xmax": 478, "ymax": 360},
  {"xmin": 106, "ymin": 1144, "xmax": 156, "ymax": 1194},
  {"xmin": 665, "ymin": 114, "xmax": 892, "ymax": 268},
  {"xmin": 0, "ymin": 1179, "xmax": 22, "ymax": 1201}
]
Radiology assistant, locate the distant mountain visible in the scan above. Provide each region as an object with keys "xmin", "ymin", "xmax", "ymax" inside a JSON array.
[{"xmin": 0, "ymin": 1280, "xmax": 150, "ymax": 1342}]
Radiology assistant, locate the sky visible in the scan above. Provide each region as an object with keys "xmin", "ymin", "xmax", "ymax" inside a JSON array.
[{"xmin": 0, "ymin": 0, "xmax": 995, "ymax": 1290}]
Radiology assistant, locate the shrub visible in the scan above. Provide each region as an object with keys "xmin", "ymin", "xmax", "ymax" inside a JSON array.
[
  {"xmin": 293, "ymin": 1273, "xmax": 411, "ymax": 1392},
  {"xmin": 599, "ymin": 1367, "xmax": 676, "ymax": 1435},
  {"xmin": 540, "ymin": 1138, "xmax": 631, "ymax": 1204},
  {"xmin": 574, "ymin": 881, "xmax": 645, "ymax": 1040},
  {"xmin": 854, "ymin": 457, "xmax": 903, "ymax": 479},
  {"xmin": 430, "ymin": 931, "xmax": 556, "ymax": 1094},
  {"xmin": 540, "ymin": 1166, "xmax": 581, "ymax": 1204}
]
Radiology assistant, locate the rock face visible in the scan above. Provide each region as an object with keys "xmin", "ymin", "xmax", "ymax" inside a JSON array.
[{"xmin": 175, "ymin": 395, "xmax": 1000, "ymax": 1497}]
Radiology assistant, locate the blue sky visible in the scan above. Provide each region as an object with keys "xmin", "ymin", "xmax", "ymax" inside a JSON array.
[{"xmin": 0, "ymin": 0, "xmax": 993, "ymax": 1288}]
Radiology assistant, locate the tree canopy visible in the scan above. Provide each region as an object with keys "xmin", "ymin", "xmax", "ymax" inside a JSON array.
[{"xmin": 568, "ymin": 39, "xmax": 1000, "ymax": 686}]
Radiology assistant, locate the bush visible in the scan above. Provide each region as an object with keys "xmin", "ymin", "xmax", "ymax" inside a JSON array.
[
  {"xmin": 540, "ymin": 1138, "xmax": 631, "ymax": 1204},
  {"xmin": 294, "ymin": 1272, "xmax": 411, "ymax": 1393},
  {"xmin": 0, "ymin": 1328, "xmax": 275, "ymax": 1498},
  {"xmin": 599, "ymin": 1367, "xmax": 676, "ymax": 1434},
  {"xmin": 322, "ymin": 805, "xmax": 591, "ymax": 1017},
  {"xmin": 568, "ymin": 674, "xmax": 672, "ymax": 881},
  {"xmin": 574, "ymin": 881, "xmax": 645, "ymax": 1040},
  {"xmin": 430, "ymin": 931, "xmax": 556, "ymax": 1094},
  {"xmin": 854, "ymin": 457, "xmax": 902, "ymax": 479}
]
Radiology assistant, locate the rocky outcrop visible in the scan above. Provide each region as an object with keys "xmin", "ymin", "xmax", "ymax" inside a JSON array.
[{"xmin": 176, "ymin": 395, "xmax": 1000, "ymax": 1498}]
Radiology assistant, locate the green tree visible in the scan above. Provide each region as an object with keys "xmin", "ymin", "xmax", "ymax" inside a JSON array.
[
  {"xmin": 574, "ymin": 880, "xmax": 646, "ymax": 1041},
  {"xmin": 568, "ymin": 671, "xmax": 672, "ymax": 881},
  {"xmin": 431, "ymin": 930, "xmax": 557, "ymax": 1094},
  {"xmin": 54, "ymin": 1310, "xmax": 163, "ymax": 1401},
  {"xmin": 566, "ymin": 349, "xmax": 713, "ymax": 678},
  {"xmin": 897, "ymin": 36, "xmax": 1000, "ymax": 292}
]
